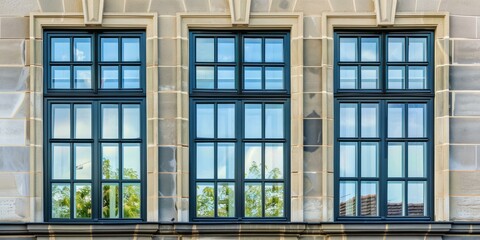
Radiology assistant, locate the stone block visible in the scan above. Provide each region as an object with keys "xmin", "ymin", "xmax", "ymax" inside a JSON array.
[
  {"xmin": 304, "ymin": 146, "xmax": 322, "ymax": 172},
  {"xmin": 450, "ymin": 16, "xmax": 477, "ymax": 39},
  {"xmin": 158, "ymin": 92, "xmax": 177, "ymax": 119},
  {"xmin": 0, "ymin": 147, "xmax": 29, "ymax": 172},
  {"xmin": 304, "ymin": 93, "xmax": 321, "ymax": 118},
  {"xmin": 159, "ymin": 173, "xmax": 176, "ymax": 197},
  {"xmin": 0, "ymin": 93, "xmax": 27, "ymax": 118},
  {"xmin": 38, "ymin": 0, "xmax": 63, "ymax": 12},
  {"xmin": 159, "ymin": 66, "xmax": 177, "ymax": 91},
  {"xmin": 104, "ymin": 0, "xmax": 124, "ymax": 12},
  {"xmin": 159, "ymin": 17, "xmax": 176, "ymax": 38},
  {"xmin": 301, "ymin": 0, "xmax": 331, "ymax": 15},
  {"xmin": 303, "ymin": 197, "xmax": 322, "ymax": 221},
  {"xmin": 159, "ymin": 146, "xmax": 176, "ymax": 173},
  {"xmin": 150, "ymin": 0, "xmax": 185, "ymax": 15},
  {"xmin": 0, "ymin": 0, "xmax": 40, "ymax": 15},
  {"xmin": 451, "ymin": 171, "xmax": 480, "ymax": 195},
  {"xmin": 304, "ymin": 67, "xmax": 322, "ymax": 92},
  {"xmin": 0, "ymin": 173, "xmax": 29, "ymax": 197},
  {"xmin": 450, "ymin": 66, "xmax": 480, "ymax": 90},
  {"xmin": 0, "ymin": 40, "xmax": 24, "ymax": 65},
  {"xmin": 396, "ymin": 0, "xmax": 416, "ymax": 12},
  {"xmin": 159, "ymin": 39, "xmax": 177, "ymax": 66},
  {"xmin": 304, "ymin": 16, "xmax": 321, "ymax": 38},
  {"xmin": 159, "ymin": 197, "xmax": 177, "ymax": 222},
  {"xmin": 453, "ymin": 93, "xmax": 480, "ymax": 116},
  {"xmin": 158, "ymin": 119, "xmax": 177, "ymax": 145},
  {"xmin": 185, "ymin": 0, "xmax": 209, "ymax": 12},
  {"xmin": 304, "ymin": 39, "xmax": 322, "ymax": 66},
  {"xmin": 251, "ymin": 0, "xmax": 270, "ymax": 12},
  {"xmin": 439, "ymin": 0, "xmax": 480, "ymax": 16},
  {"xmin": 210, "ymin": 0, "xmax": 228, "ymax": 12},
  {"xmin": 450, "ymin": 145, "xmax": 476, "ymax": 170},
  {"xmin": 355, "ymin": 0, "xmax": 374, "ymax": 12},
  {"xmin": 304, "ymin": 119, "xmax": 322, "ymax": 145},
  {"xmin": 450, "ymin": 196, "xmax": 480, "ymax": 220},
  {"xmin": 450, "ymin": 118, "xmax": 480, "ymax": 144},
  {"xmin": 304, "ymin": 172, "xmax": 322, "ymax": 197},
  {"xmin": 1, "ymin": 17, "xmax": 28, "ymax": 39},
  {"xmin": 125, "ymin": 0, "xmax": 150, "ymax": 12},
  {"xmin": 0, "ymin": 119, "xmax": 25, "ymax": 146},
  {"xmin": 0, "ymin": 67, "xmax": 29, "ymax": 92},
  {"xmin": 270, "ymin": 0, "xmax": 295, "ymax": 12},
  {"xmin": 329, "ymin": 0, "xmax": 354, "ymax": 12},
  {"xmin": 0, "ymin": 197, "xmax": 28, "ymax": 221},
  {"xmin": 63, "ymin": 0, "xmax": 83, "ymax": 12},
  {"xmin": 416, "ymin": 0, "xmax": 441, "ymax": 11}
]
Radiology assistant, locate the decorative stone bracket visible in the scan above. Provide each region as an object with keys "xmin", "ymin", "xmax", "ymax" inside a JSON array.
[
  {"xmin": 82, "ymin": 0, "xmax": 105, "ymax": 25},
  {"xmin": 229, "ymin": 0, "xmax": 252, "ymax": 26},
  {"xmin": 373, "ymin": 0, "xmax": 398, "ymax": 26}
]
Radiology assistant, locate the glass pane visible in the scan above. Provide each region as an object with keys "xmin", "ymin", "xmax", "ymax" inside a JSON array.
[
  {"xmin": 245, "ymin": 183, "xmax": 262, "ymax": 217},
  {"xmin": 388, "ymin": 38, "xmax": 405, "ymax": 62},
  {"xmin": 265, "ymin": 38, "xmax": 284, "ymax": 62},
  {"xmin": 52, "ymin": 104, "xmax": 70, "ymax": 138},
  {"xmin": 244, "ymin": 38, "xmax": 262, "ymax": 62},
  {"xmin": 361, "ymin": 104, "xmax": 378, "ymax": 138},
  {"xmin": 123, "ymin": 143, "xmax": 141, "ymax": 179},
  {"xmin": 122, "ymin": 105, "xmax": 140, "ymax": 139},
  {"xmin": 102, "ymin": 143, "xmax": 119, "ymax": 179},
  {"xmin": 408, "ymin": 143, "xmax": 426, "ymax": 177},
  {"xmin": 102, "ymin": 104, "xmax": 119, "ymax": 139},
  {"xmin": 101, "ymin": 38, "xmax": 119, "ymax": 61},
  {"xmin": 244, "ymin": 67, "xmax": 262, "ymax": 89},
  {"xmin": 265, "ymin": 67, "xmax": 284, "ymax": 90},
  {"xmin": 408, "ymin": 104, "xmax": 426, "ymax": 138},
  {"xmin": 102, "ymin": 183, "xmax": 119, "ymax": 218},
  {"xmin": 340, "ymin": 38, "xmax": 357, "ymax": 62},
  {"xmin": 217, "ymin": 143, "xmax": 235, "ymax": 179},
  {"xmin": 361, "ymin": 142, "xmax": 378, "ymax": 178},
  {"xmin": 244, "ymin": 104, "xmax": 262, "ymax": 138},
  {"xmin": 388, "ymin": 182, "xmax": 404, "ymax": 216},
  {"xmin": 245, "ymin": 143, "xmax": 262, "ymax": 179},
  {"xmin": 339, "ymin": 181, "xmax": 356, "ymax": 216},
  {"xmin": 196, "ymin": 183, "xmax": 215, "ymax": 217},
  {"xmin": 122, "ymin": 66, "xmax": 140, "ymax": 89},
  {"xmin": 388, "ymin": 66, "xmax": 405, "ymax": 89},
  {"xmin": 101, "ymin": 66, "xmax": 119, "ymax": 89},
  {"xmin": 74, "ymin": 143, "xmax": 91, "ymax": 180},
  {"xmin": 265, "ymin": 104, "xmax": 284, "ymax": 138},
  {"xmin": 408, "ymin": 182, "xmax": 426, "ymax": 216},
  {"xmin": 409, "ymin": 38, "xmax": 427, "ymax": 62},
  {"xmin": 196, "ymin": 38, "xmax": 214, "ymax": 62},
  {"xmin": 408, "ymin": 66, "xmax": 427, "ymax": 89},
  {"xmin": 339, "ymin": 66, "xmax": 357, "ymax": 89},
  {"xmin": 340, "ymin": 142, "xmax": 356, "ymax": 177},
  {"xmin": 360, "ymin": 66, "xmax": 378, "ymax": 89},
  {"xmin": 196, "ymin": 66, "xmax": 214, "ymax": 89},
  {"xmin": 196, "ymin": 143, "xmax": 214, "ymax": 179},
  {"xmin": 361, "ymin": 38, "xmax": 378, "ymax": 62},
  {"xmin": 52, "ymin": 183, "xmax": 70, "ymax": 218},
  {"xmin": 218, "ymin": 38, "xmax": 235, "ymax": 62},
  {"xmin": 73, "ymin": 66, "xmax": 91, "ymax": 89},
  {"xmin": 52, "ymin": 143, "xmax": 70, "ymax": 179},
  {"xmin": 217, "ymin": 67, "xmax": 235, "ymax": 89},
  {"xmin": 217, "ymin": 182, "xmax": 235, "ymax": 217},
  {"xmin": 361, "ymin": 181, "xmax": 378, "ymax": 216},
  {"xmin": 388, "ymin": 143, "xmax": 404, "ymax": 177},
  {"xmin": 74, "ymin": 184, "xmax": 91, "ymax": 218},
  {"xmin": 123, "ymin": 183, "xmax": 141, "ymax": 218},
  {"xmin": 52, "ymin": 38, "xmax": 70, "ymax": 62},
  {"xmin": 217, "ymin": 104, "xmax": 235, "ymax": 138},
  {"xmin": 122, "ymin": 38, "xmax": 140, "ymax": 61},
  {"xmin": 340, "ymin": 103, "xmax": 357, "ymax": 138},
  {"xmin": 196, "ymin": 104, "xmax": 214, "ymax": 138},
  {"xmin": 74, "ymin": 38, "xmax": 91, "ymax": 61},
  {"xmin": 52, "ymin": 66, "xmax": 70, "ymax": 89},
  {"xmin": 265, "ymin": 183, "xmax": 284, "ymax": 217},
  {"xmin": 388, "ymin": 104, "xmax": 405, "ymax": 138},
  {"xmin": 265, "ymin": 143, "xmax": 283, "ymax": 179}
]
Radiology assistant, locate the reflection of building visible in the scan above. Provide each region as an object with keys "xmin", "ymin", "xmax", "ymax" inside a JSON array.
[{"xmin": 340, "ymin": 195, "xmax": 424, "ymax": 217}]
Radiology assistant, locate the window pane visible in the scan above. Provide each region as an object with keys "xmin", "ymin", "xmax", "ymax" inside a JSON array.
[
  {"xmin": 361, "ymin": 38, "xmax": 378, "ymax": 62},
  {"xmin": 360, "ymin": 181, "xmax": 378, "ymax": 216},
  {"xmin": 74, "ymin": 143, "xmax": 91, "ymax": 180},
  {"xmin": 245, "ymin": 143, "xmax": 262, "ymax": 179},
  {"xmin": 340, "ymin": 38, "xmax": 357, "ymax": 62},
  {"xmin": 339, "ymin": 66, "xmax": 357, "ymax": 89},
  {"xmin": 360, "ymin": 66, "xmax": 379, "ymax": 89},
  {"xmin": 217, "ymin": 182, "xmax": 235, "ymax": 217},
  {"xmin": 74, "ymin": 184, "xmax": 92, "ymax": 218},
  {"xmin": 408, "ymin": 182, "xmax": 426, "ymax": 216},
  {"xmin": 102, "ymin": 183, "xmax": 119, "ymax": 218},
  {"xmin": 196, "ymin": 38, "xmax": 214, "ymax": 62},
  {"xmin": 196, "ymin": 66, "xmax": 214, "ymax": 89},
  {"xmin": 74, "ymin": 66, "xmax": 91, "ymax": 89},
  {"xmin": 388, "ymin": 104, "xmax": 404, "ymax": 138},
  {"xmin": 388, "ymin": 182, "xmax": 404, "ymax": 216},
  {"xmin": 102, "ymin": 104, "xmax": 119, "ymax": 139},
  {"xmin": 101, "ymin": 38, "xmax": 119, "ymax": 61},
  {"xmin": 122, "ymin": 104, "xmax": 140, "ymax": 139},
  {"xmin": 244, "ymin": 104, "xmax": 262, "ymax": 138},
  {"xmin": 123, "ymin": 143, "xmax": 141, "ymax": 179},
  {"xmin": 196, "ymin": 104, "xmax": 214, "ymax": 138},
  {"xmin": 408, "ymin": 66, "xmax": 427, "ymax": 89},
  {"xmin": 217, "ymin": 104, "xmax": 235, "ymax": 138},
  {"xmin": 340, "ymin": 142, "xmax": 356, "ymax": 177},
  {"xmin": 52, "ymin": 104, "xmax": 70, "ymax": 138},
  {"xmin": 388, "ymin": 66, "xmax": 405, "ymax": 89},
  {"xmin": 74, "ymin": 38, "xmax": 91, "ymax": 61},
  {"xmin": 52, "ymin": 38, "xmax": 70, "ymax": 62},
  {"xmin": 388, "ymin": 143, "xmax": 404, "ymax": 177},
  {"xmin": 265, "ymin": 38, "xmax": 284, "ymax": 62},
  {"xmin": 52, "ymin": 66, "xmax": 70, "ymax": 89},
  {"xmin": 196, "ymin": 143, "xmax": 214, "ymax": 179},
  {"xmin": 102, "ymin": 143, "xmax": 119, "ymax": 179},
  {"xmin": 245, "ymin": 183, "xmax": 262, "ymax": 217},
  {"xmin": 388, "ymin": 38, "xmax": 405, "ymax": 62},
  {"xmin": 361, "ymin": 142, "xmax": 378, "ymax": 178},
  {"xmin": 265, "ymin": 67, "xmax": 284, "ymax": 90},
  {"xmin": 122, "ymin": 66, "xmax": 140, "ymax": 89},
  {"xmin": 217, "ymin": 143, "xmax": 235, "ymax": 179},
  {"xmin": 408, "ymin": 142, "xmax": 426, "ymax": 177},
  {"xmin": 408, "ymin": 104, "xmax": 426, "ymax": 138},
  {"xmin": 265, "ymin": 183, "xmax": 284, "ymax": 217},
  {"xmin": 265, "ymin": 143, "xmax": 283, "ymax": 179},
  {"xmin": 408, "ymin": 38, "xmax": 427, "ymax": 62},
  {"xmin": 339, "ymin": 181, "xmax": 356, "ymax": 216},
  {"xmin": 123, "ymin": 183, "xmax": 141, "ymax": 218},
  {"xmin": 340, "ymin": 103, "xmax": 357, "ymax": 138},
  {"xmin": 122, "ymin": 38, "xmax": 140, "ymax": 61},
  {"xmin": 244, "ymin": 67, "xmax": 262, "ymax": 89},
  {"xmin": 361, "ymin": 103, "xmax": 378, "ymax": 138},
  {"xmin": 196, "ymin": 183, "xmax": 214, "ymax": 217},
  {"xmin": 101, "ymin": 66, "xmax": 119, "ymax": 89},
  {"xmin": 217, "ymin": 67, "xmax": 235, "ymax": 89},
  {"xmin": 218, "ymin": 38, "xmax": 235, "ymax": 62},
  {"xmin": 244, "ymin": 38, "xmax": 262, "ymax": 62},
  {"xmin": 52, "ymin": 143, "xmax": 70, "ymax": 179},
  {"xmin": 265, "ymin": 104, "xmax": 284, "ymax": 138},
  {"xmin": 52, "ymin": 183, "xmax": 70, "ymax": 218}
]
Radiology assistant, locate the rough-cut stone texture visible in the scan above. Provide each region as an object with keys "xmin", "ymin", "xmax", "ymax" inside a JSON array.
[
  {"xmin": 354, "ymin": 0, "xmax": 374, "ymax": 12},
  {"xmin": 454, "ymin": 93, "xmax": 480, "ymax": 116},
  {"xmin": 304, "ymin": 16, "xmax": 321, "ymax": 38},
  {"xmin": 450, "ymin": 66, "xmax": 480, "ymax": 90},
  {"xmin": 304, "ymin": 119, "xmax": 322, "ymax": 145},
  {"xmin": 450, "ymin": 16, "xmax": 477, "ymax": 39},
  {"xmin": 450, "ymin": 196, "xmax": 480, "ymax": 220},
  {"xmin": 304, "ymin": 93, "xmax": 321, "ymax": 118},
  {"xmin": 0, "ymin": 197, "xmax": 28, "ymax": 221},
  {"xmin": 416, "ymin": 0, "xmax": 441, "ymax": 12},
  {"xmin": 159, "ymin": 197, "xmax": 177, "ymax": 222},
  {"xmin": 0, "ymin": 40, "xmax": 24, "ymax": 65},
  {"xmin": 184, "ymin": 0, "xmax": 209, "ymax": 12},
  {"xmin": 304, "ymin": 197, "xmax": 322, "ymax": 221},
  {"xmin": 304, "ymin": 146, "xmax": 322, "ymax": 172},
  {"xmin": 0, "ymin": 147, "xmax": 29, "ymax": 172},
  {"xmin": 304, "ymin": 39, "xmax": 322, "ymax": 66},
  {"xmin": 209, "ymin": 0, "xmax": 228, "ymax": 12},
  {"xmin": 0, "ymin": 0, "xmax": 39, "ymax": 15},
  {"xmin": 0, "ymin": 17, "xmax": 28, "ymax": 39},
  {"xmin": 158, "ymin": 119, "xmax": 177, "ymax": 145},
  {"xmin": 299, "ymin": 0, "xmax": 331, "ymax": 15},
  {"xmin": 454, "ymin": 40, "xmax": 480, "ymax": 64},
  {"xmin": 159, "ymin": 39, "xmax": 177, "ymax": 66},
  {"xmin": 450, "ymin": 145, "xmax": 476, "ymax": 170},
  {"xmin": 125, "ymin": 0, "xmax": 150, "ymax": 12},
  {"xmin": 159, "ymin": 17, "xmax": 176, "ymax": 38},
  {"xmin": 0, "ymin": 93, "xmax": 27, "ymax": 118},
  {"xmin": 159, "ymin": 173, "xmax": 176, "ymax": 197},
  {"xmin": 63, "ymin": 0, "xmax": 83, "ymax": 12},
  {"xmin": 450, "ymin": 118, "xmax": 480, "ymax": 144},
  {"xmin": 0, "ymin": 120, "xmax": 25, "ymax": 145},
  {"xmin": 270, "ymin": 0, "xmax": 295, "ymax": 12},
  {"xmin": 396, "ymin": 0, "xmax": 416, "ymax": 12},
  {"xmin": 439, "ymin": 0, "xmax": 480, "ymax": 16},
  {"xmin": 329, "ymin": 0, "xmax": 354, "ymax": 12},
  {"xmin": 0, "ymin": 173, "xmax": 29, "ymax": 197},
  {"xmin": 450, "ymin": 171, "xmax": 480, "ymax": 195},
  {"xmin": 150, "ymin": 0, "xmax": 185, "ymax": 15},
  {"xmin": 304, "ymin": 67, "xmax": 322, "ymax": 92},
  {"xmin": 159, "ymin": 146, "xmax": 176, "ymax": 173},
  {"xmin": 37, "ymin": 0, "xmax": 64, "ymax": 12},
  {"xmin": 104, "ymin": 0, "xmax": 125, "ymax": 12},
  {"xmin": 251, "ymin": 0, "xmax": 270, "ymax": 12},
  {"xmin": 304, "ymin": 172, "xmax": 322, "ymax": 197},
  {"xmin": 0, "ymin": 67, "xmax": 29, "ymax": 92},
  {"xmin": 158, "ymin": 92, "xmax": 177, "ymax": 119}
]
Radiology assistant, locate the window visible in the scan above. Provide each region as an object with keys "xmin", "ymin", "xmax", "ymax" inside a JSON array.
[
  {"xmin": 44, "ymin": 31, "xmax": 146, "ymax": 221},
  {"xmin": 190, "ymin": 32, "xmax": 290, "ymax": 220},
  {"xmin": 334, "ymin": 32, "xmax": 433, "ymax": 220}
]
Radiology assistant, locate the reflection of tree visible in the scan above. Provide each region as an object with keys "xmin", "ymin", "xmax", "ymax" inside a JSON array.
[
  {"xmin": 196, "ymin": 185, "xmax": 214, "ymax": 217},
  {"xmin": 52, "ymin": 184, "xmax": 70, "ymax": 218},
  {"xmin": 75, "ymin": 185, "xmax": 92, "ymax": 218}
]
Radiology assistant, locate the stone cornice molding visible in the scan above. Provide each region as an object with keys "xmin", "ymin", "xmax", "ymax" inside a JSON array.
[
  {"xmin": 373, "ymin": 0, "xmax": 398, "ymax": 26},
  {"xmin": 82, "ymin": 0, "xmax": 105, "ymax": 25},
  {"xmin": 229, "ymin": 0, "xmax": 252, "ymax": 26}
]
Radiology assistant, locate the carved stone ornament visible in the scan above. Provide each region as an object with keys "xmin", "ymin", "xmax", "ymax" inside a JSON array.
[
  {"xmin": 373, "ymin": 0, "xmax": 398, "ymax": 26},
  {"xmin": 82, "ymin": 0, "xmax": 105, "ymax": 25},
  {"xmin": 229, "ymin": 0, "xmax": 252, "ymax": 26}
]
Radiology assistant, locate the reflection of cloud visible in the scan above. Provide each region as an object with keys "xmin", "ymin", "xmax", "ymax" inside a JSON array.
[
  {"xmin": 340, "ymin": 105, "xmax": 356, "ymax": 136},
  {"xmin": 245, "ymin": 145, "xmax": 261, "ymax": 178},
  {"xmin": 76, "ymin": 49, "xmax": 86, "ymax": 61}
]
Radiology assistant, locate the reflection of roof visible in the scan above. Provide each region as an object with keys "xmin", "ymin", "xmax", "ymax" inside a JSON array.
[{"xmin": 339, "ymin": 195, "xmax": 424, "ymax": 216}]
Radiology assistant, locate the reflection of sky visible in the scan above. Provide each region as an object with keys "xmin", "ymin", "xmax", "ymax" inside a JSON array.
[
  {"xmin": 217, "ymin": 104, "xmax": 235, "ymax": 138},
  {"xmin": 53, "ymin": 38, "xmax": 70, "ymax": 61},
  {"xmin": 408, "ymin": 39, "xmax": 426, "ymax": 62},
  {"xmin": 196, "ymin": 38, "xmax": 214, "ymax": 62},
  {"xmin": 340, "ymin": 104, "xmax": 357, "ymax": 137},
  {"xmin": 265, "ymin": 143, "xmax": 283, "ymax": 179},
  {"xmin": 122, "ymin": 38, "xmax": 140, "ymax": 61},
  {"xmin": 388, "ymin": 182, "xmax": 403, "ymax": 204},
  {"xmin": 388, "ymin": 143, "xmax": 404, "ymax": 177},
  {"xmin": 123, "ymin": 105, "xmax": 140, "ymax": 138},
  {"xmin": 74, "ymin": 67, "xmax": 91, "ymax": 88},
  {"xmin": 245, "ymin": 144, "xmax": 262, "ymax": 179},
  {"xmin": 53, "ymin": 144, "xmax": 70, "ymax": 179},
  {"xmin": 218, "ymin": 67, "xmax": 235, "ymax": 89},
  {"xmin": 340, "ymin": 181, "xmax": 356, "ymax": 202},
  {"xmin": 408, "ymin": 104, "xmax": 425, "ymax": 137},
  {"xmin": 102, "ymin": 105, "xmax": 119, "ymax": 138},
  {"xmin": 123, "ymin": 144, "xmax": 140, "ymax": 178},
  {"xmin": 53, "ymin": 105, "xmax": 70, "ymax": 138},
  {"xmin": 245, "ymin": 104, "xmax": 262, "ymax": 138},
  {"xmin": 408, "ymin": 67, "xmax": 426, "ymax": 89},
  {"xmin": 361, "ymin": 104, "xmax": 378, "ymax": 137},
  {"xmin": 197, "ymin": 104, "xmax": 214, "ymax": 138},
  {"xmin": 101, "ymin": 38, "xmax": 119, "ymax": 61},
  {"xmin": 361, "ymin": 143, "xmax": 377, "ymax": 177},
  {"xmin": 244, "ymin": 38, "xmax": 262, "ymax": 62},
  {"xmin": 265, "ymin": 39, "xmax": 283, "ymax": 62},
  {"xmin": 265, "ymin": 67, "xmax": 284, "ymax": 89},
  {"xmin": 408, "ymin": 182, "xmax": 425, "ymax": 204},
  {"xmin": 340, "ymin": 38, "xmax": 356, "ymax": 61},
  {"xmin": 408, "ymin": 143, "xmax": 425, "ymax": 177},
  {"xmin": 75, "ymin": 144, "xmax": 91, "ymax": 179},
  {"xmin": 217, "ymin": 143, "xmax": 235, "ymax": 179},
  {"xmin": 340, "ymin": 143, "xmax": 356, "ymax": 177},
  {"xmin": 217, "ymin": 38, "xmax": 235, "ymax": 62},
  {"xmin": 265, "ymin": 104, "xmax": 283, "ymax": 138},
  {"xmin": 361, "ymin": 39, "xmax": 378, "ymax": 61},
  {"xmin": 388, "ymin": 105, "xmax": 404, "ymax": 137},
  {"xmin": 197, "ymin": 143, "xmax": 214, "ymax": 179},
  {"xmin": 388, "ymin": 38, "xmax": 404, "ymax": 61},
  {"xmin": 102, "ymin": 143, "xmax": 119, "ymax": 177}
]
